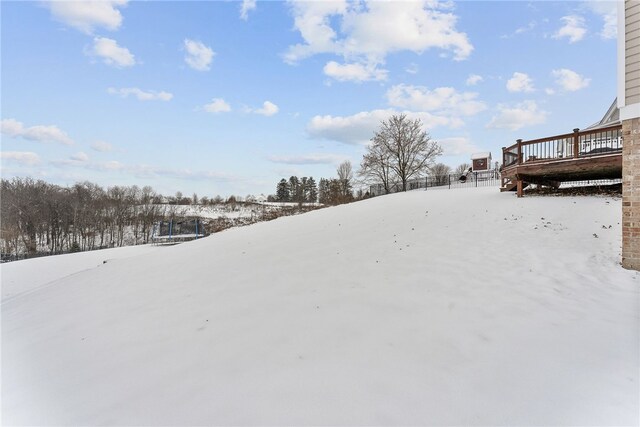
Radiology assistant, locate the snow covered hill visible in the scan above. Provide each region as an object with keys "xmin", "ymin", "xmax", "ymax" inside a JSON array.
[
  {"xmin": 2, "ymin": 188, "xmax": 638, "ymax": 426},
  {"xmin": 1, "ymin": 244, "xmax": 160, "ymax": 302}
]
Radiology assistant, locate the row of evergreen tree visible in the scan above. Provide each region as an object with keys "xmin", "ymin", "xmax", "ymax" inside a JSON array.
[
  {"xmin": 276, "ymin": 176, "xmax": 319, "ymax": 203},
  {"xmin": 275, "ymin": 163, "xmax": 355, "ymax": 206}
]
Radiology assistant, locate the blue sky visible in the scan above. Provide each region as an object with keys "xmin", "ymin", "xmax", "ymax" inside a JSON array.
[{"xmin": 1, "ymin": 0, "xmax": 618, "ymax": 197}]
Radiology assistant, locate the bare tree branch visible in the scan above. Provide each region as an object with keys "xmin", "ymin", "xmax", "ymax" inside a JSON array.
[{"xmin": 360, "ymin": 114, "xmax": 442, "ymax": 192}]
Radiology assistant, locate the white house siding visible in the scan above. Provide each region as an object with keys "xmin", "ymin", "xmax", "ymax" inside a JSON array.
[{"xmin": 625, "ymin": 1, "xmax": 640, "ymax": 106}]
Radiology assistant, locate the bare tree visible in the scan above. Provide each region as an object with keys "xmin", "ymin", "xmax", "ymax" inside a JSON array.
[
  {"xmin": 431, "ymin": 163, "xmax": 451, "ymax": 185},
  {"xmin": 455, "ymin": 163, "xmax": 471, "ymax": 176},
  {"xmin": 0, "ymin": 178, "xmax": 217, "ymax": 257},
  {"xmin": 139, "ymin": 185, "xmax": 160, "ymax": 244},
  {"xmin": 358, "ymin": 140, "xmax": 395, "ymax": 194},
  {"xmin": 370, "ymin": 114, "xmax": 442, "ymax": 191},
  {"xmin": 106, "ymin": 186, "xmax": 130, "ymax": 247},
  {"xmin": 174, "ymin": 191, "xmax": 183, "ymax": 205},
  {"xmin": 226, "ymin": 195, "xmax": 237, "ymax": 211},
  {"xmin": 336, "ymin": 160, "xmax": 354, "ymax": 203}
]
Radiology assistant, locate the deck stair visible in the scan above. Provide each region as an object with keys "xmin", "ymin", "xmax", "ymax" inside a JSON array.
[
  {"xmin": 500, "ymin": 176, "xmax": 530, "ymax": 192},
  {"xmin": 500, "ymin": 177, "xmax": 518, "ymax": 192}
]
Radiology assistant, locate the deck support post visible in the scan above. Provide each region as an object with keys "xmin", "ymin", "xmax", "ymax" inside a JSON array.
[
  {"xmin": 516, "ymin": 139, "xmax": 522, "ymax": 164},
  {"xmin": 516, "ymin": 179, "xmax": 523, "ymax": 197},
  {"xmin": 573, "ymin": 128, "xmax": 580, "ymax": 158}
]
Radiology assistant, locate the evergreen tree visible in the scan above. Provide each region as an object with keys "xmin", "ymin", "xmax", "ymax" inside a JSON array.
[
  {"xmin": 318, "ymin": 178, "xmax": 343, "ymax": 205},
  {"xmin": 276, "ymin": 179, "xmax": 290, "ymax": 202},
  {"xmin": 300, "ymin": 177, "xmax": 309, "ymax": 203},
  {"xmin": 289, "ymin": 176, "xmax": 300, "ymax": 203},
  {"xmin": 318, "ymin": 178, "xmax": 329, "ymax": 205},
  {"xmin": 328, "ymin": 179, "xmax": 342, "ymax": 205},
  {"xmin": 307, "ymin": 177, "xmax": 318, "ymax": 203}
]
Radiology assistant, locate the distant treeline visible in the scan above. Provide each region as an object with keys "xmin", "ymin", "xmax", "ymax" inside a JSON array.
[
  {"xmin": 0, "ymin": 178, "xmax": 248, "ymax": 257},
  {"xmin": 1, "ymin": 171, "xmax": 359, "ymax": 257}
]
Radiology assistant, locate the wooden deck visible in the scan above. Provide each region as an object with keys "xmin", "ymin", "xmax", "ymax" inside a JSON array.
[{"xmin": 500, "ymin": 124, "xmax": 622, "ymax": 196}]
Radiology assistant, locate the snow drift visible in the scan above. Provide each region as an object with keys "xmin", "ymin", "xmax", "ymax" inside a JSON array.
[{"xmin": 2, "ymin": 188, "xmax": 638, "ymax": 425}]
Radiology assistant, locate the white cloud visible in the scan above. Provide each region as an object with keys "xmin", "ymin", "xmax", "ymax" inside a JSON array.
[
  {"xmin": 22, "ymin": 126, "xmax": 74, "ymax": 145},
  {"xmin": 88, "ymin": 37, "xmax": 136, "ymax": 67},
  {"xmin": 240, "ymin": 0, "xmax": 256, "ymax": 20},
  {"xmin": 600, "ymin": 12, "xmax": 617, "ymax": 39},
  {"xmin": 184, "ymin": 39, "xmax": 214, "ymax": 71},
  {"xmin": 203, "ymin": 98, "xmax": 232, "ymax": 114},
  {"xmin": 486, "ymin": 101, "xmax": 548, "ymax": 131},
  {"xmin": 466, "ymin": 74, "xmax": 483, "ymax": 86},
  {"xmin": 91, "ymin": 141, "xmax": 114, "ymax": 152},
  {"xmin": 515, "ymin": 21, "xmax": 536, "ymax": 35},
  {"xmin": 47, "ymin": 0, "xmax": 128, "ymax": 34},
  {"xmin": 501, "ymin": 21, "xmax": 537, "ymax": 39},
  {"xmin": 70, "ymin": 151, "xmax": 89, "ymax": 162},
  {"xmin": 386, "ymin": 84, "xmax": 487, "ymax": 117},
  {"xmin": 283, "ymin": 1, "xmax": 349, "ymax": 64},
  {"xmin": 545, "ymin": 88, "xmax": 556, "ymax": 95},
  {"xmin": 107, "ymin": 87, "xmax": 173, "ymax": 101},
  {"xmin": 307, "ymin": 109, "xmax": 458, "ymax": 145},
  {"xmin": 48, "ymin": 159, "xmax": 118, "ymax": 171},
  {"xmin": 506, "ymin": 72, "xmax": 535, "ymax": 93},
  {"xmin": 553, "ymin": 15, "xmax": 587, "ymax": 43},
  {"xmin": 126, "ymin": 165, "xmax": 234, "ymax": 181},
  {"xmin": 552, "ymin": 68, "xmax": 591, "ymax": 92},
  {"xmin": 254, "ymin": 101, "xmax": 279, "ymax": 116},
  {"xmin": 585, "ymin": 1, "xmax": 617, "ymax": 39},
  {"xmin": 438, "ymin": 137, "xmax": 482, "ymax": 156},
  {"xmin": 405, "ymin": 63, "xmax": 419, "ymax": 74},
  {"xmin": 1, "ymin": 118, "xmax": 74, "ymax": 145},
  {"xmin": 0, "ymin": 118, "xmax": 24, "ymax": 137},
  {"xmin": 105, "ymin": 161, "xmax": 126, "ymax": 170},
  {"xmin": 0, "ymin": 151, "xmax": 41, "ymax": 166},
  {"xmin": 284, "ymin": 1, "xmax": 473, "ymax": 80},
  {"xmin": 267, "ymin": 153, "xmax": 347, "ymax": 165},
  {"xmin": 323, "ymin": 61, "xmax": 388, "ymax": 82},
  {"xmin": 52, "ymin": 158, "xmax": 236, "ymax": 182}
]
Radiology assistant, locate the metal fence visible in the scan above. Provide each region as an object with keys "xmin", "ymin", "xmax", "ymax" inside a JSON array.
[
  {"xmin": 369, "ymin": 170, "xmax": 501, "ymax": 196},
  {"xmin": 425, "ymin": 170, "xmax": 501, "ymax": 190}
]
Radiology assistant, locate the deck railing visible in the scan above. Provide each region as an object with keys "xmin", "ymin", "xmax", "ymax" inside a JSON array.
[{"xmin": 502, "ymin": 124, "xmax": 622, "ymax": 169}]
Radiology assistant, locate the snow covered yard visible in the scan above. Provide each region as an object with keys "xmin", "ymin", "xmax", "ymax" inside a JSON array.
[
  {"xmin": 1, "ymin": 244, "xmax": 160, "ymax": 303},
  {"xmin": 2, "ymin": 188, "xmax": 638, "ymax": 426}
]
